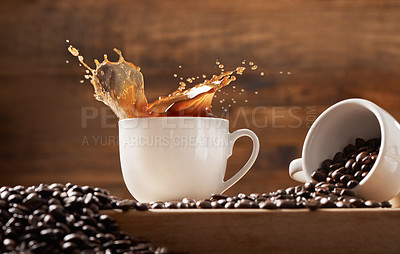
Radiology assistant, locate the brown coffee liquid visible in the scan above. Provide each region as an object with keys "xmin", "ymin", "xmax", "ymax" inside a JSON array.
[{"xmin": 68, "ymin": 46, "xmax": 246, "ymax": 119}]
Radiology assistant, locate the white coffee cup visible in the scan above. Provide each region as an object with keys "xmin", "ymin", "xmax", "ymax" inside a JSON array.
[
  {"xmin": 119, "ymin": 117, "xmax": 259, "ymax": 202},
  {"xmin": 289, "ymin": 98, "xmax": 400, "ymax": 201}
]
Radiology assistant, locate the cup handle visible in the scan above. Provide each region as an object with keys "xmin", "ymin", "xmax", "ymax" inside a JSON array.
[
  {"xmin": 289, "ymin": 158, "xmax": 307, "ymax": 183},
  {"xmin": 219, "ymin": 129, "xmax": 260, "ymax": 193}
]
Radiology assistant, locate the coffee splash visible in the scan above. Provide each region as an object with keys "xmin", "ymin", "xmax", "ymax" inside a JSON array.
[{"xmin": 68, "ymin": 46, "xmax": 247, "ymax": 119}]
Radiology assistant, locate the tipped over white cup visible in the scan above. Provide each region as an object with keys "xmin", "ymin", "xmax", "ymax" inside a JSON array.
[{"xmin": 289, "ymin": 98, "xmax": 400, "ymax": 201}]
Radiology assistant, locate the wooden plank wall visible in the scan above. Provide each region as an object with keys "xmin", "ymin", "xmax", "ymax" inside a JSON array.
[{"xmin": 1, "ymin": 0, "xmax": 400, "ymax": 198}]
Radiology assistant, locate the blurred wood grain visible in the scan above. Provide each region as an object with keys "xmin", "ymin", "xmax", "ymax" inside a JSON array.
[{"xmin": 1, "ymin": 0, "xmax": 400, "ymax": 199}]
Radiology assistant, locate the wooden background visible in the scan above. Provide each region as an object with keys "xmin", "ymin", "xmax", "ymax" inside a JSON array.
[{"xmin": 1, "ymin": 0, "xmax": 400, "ymax": 199}]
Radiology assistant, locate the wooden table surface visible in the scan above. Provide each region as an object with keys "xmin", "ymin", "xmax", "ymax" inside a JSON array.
[{"xmin": 105, "ymin": 208, "xmax": 400, "ymax": 254}]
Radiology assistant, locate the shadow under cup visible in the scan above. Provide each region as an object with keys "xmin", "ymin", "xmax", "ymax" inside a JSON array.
[
  {"xmin": 118, "ymin": 117, "xmax": 240, "ymax": 202},
  {"xmin": 303, "ymin": 99, "xmax": 400, "ymax": 201}
]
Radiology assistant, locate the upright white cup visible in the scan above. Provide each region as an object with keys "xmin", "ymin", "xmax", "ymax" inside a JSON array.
[
  {"xmin": 119, "ymin": 117, "xmax": 259, "ymax": 202},
  {"xmin": 289, "ymin": 99, "xmax": 400, "ymax": 201}
]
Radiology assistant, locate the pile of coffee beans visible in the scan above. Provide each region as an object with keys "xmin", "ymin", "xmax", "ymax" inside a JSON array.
[
  {"xmin": 142, "ymin": 137, "xmax": 391, "ymax": 210},
  {"xmin": 311, "ymin": 138, "xmax": 380, "ymax": 189},
  {"xmin": 145, "ymin": 183, "xmax": 391, "ymax": 210},
  {"xmin": 0, "ymin": 183, "xmax": 167, "ymax": 253}
]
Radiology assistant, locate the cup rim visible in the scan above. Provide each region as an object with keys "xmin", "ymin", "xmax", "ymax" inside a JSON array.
[
  {"xmin": 118, "ymin": 116, "xmax": 229, "ymax": 123},
  {"xmin": 302, "ymin": 98, "xmax": 385, "ymax": 185}
]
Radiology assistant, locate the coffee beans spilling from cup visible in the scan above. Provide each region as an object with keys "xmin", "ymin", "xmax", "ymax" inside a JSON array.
[
  {"xmin": 144, "ymin": 137, "xmax": 390, "ymax": 210},
  {"xmin": 146, "ymin": 185, "xmax": 391, "ymax": 210},
  {"xmin": 0, "ymin": 183, "xmax": 167, "ymax": 253},
  {"xmin": 311, "ymin": 138, "xmax": 380, "ymax": 189}
]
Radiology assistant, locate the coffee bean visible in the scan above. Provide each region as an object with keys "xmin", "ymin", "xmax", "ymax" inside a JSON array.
[
  {"xmin": 304, "ymin": 182, "xmax": 315, "ymax": 192},
  {"xmin": 295, "ymin": 191, "xmax": 311, "ymax": 199},
  {"xmin": 211, "ymin": 194, "xmax": 228, "ymax": 200},
  {"xmin": 354, "ymin": 171, "xmax": 363, "ymax": 181},
  {"xmin": 7, "ymin": 194, "xmax": 23, "ymax": 203},
  {"xmin": 9, "ymin": 206, "xmax": 25, "ymax": 215},
  {"xmin": 343, "ymin": 144, "xmax": 356, "ymax": 155},
  {"xmin": 238, "ymin": 193, "xmax": 249, "ymax": 199},
  {"xmin": 0, "ymin": 190, "xmax": 11, "ymax": 200},
  {"xmin": 82, "ymin": 225, "xmax": 98, "ymax": 236},
  {"xmin": 294, "ymin": 185, "xmax": 303, "ymax": 193},
  {"xmin": 0, "ymin": 200, "xmax": 7, "ymax": 209},
  {"xmin": 275, "ymin": 199, "xmax": 296, "ymax": 209},
  {"xmin": 361, "ymin": 156, "xmax": 373, "ymax": 165},
  {"xmin": 48, "ymin": 183, "xmax": 64, "ymax": 190},
  {"xmin": 135, "ymin": 203, "xmax": 149, "ymax": 211},
  {"xmin": 320, "ymin": 183, "xmax": 334, "ymax": 190},
  {"xmin": 3, "ymin": 238, "xmax": 16, "ymax": 248},
  {"xmin": 82, "ymin": 192, "xmax": 93, "ymax": 205},
  {"xmin": 321, "ymin": 159, "xmax": 333, "ymax": 170},
  {"xmin": 235, "ymin": 200, "xmax": 256, "ymax": 208},
  {"xmin": 361, "ymin": 164, "xmax": 371, "ymax": 172},
  {"xmin": 164, "ymin": 201, "xmax": 178, "ymax": 209},
  {"xmin": 326, "ymin": 177, "xmax": 335, "ymax": 184},
  {"xmin": 276, "ymin": 194, "xmax": 294, "ymax": 200},
  {"xmin": 320, "ymin": 198, "xmax": 336, "ymax": 208},
  {"xmin": 346, "ymin": 180, "xmax": 359, "ymax": 189},
  {"xmin": 367, "ymin": 138, "xmax": 380, "ymax": 148},
  {"xmin": 331, "ymin": 188, "xmax": 342, "ymax": 195},
  {"xmin": 315, "ymin": 186, "xmax": 330, "ymax": 195},
  {"xmin": 357, "ymin": 146, "xmax": 369, "ymax": 153},
  {"xmin": 115, "ymin": 199, "xmax": 136, "ymax": 210},
  {"xmin": 224, "ymin": 201, "xmax": 236, "ymax": 209},
  {"xmin": 113, "ymin": 239, "xmax": 131, "ymax": 250},
  {"xmin": 333, "ymin": 152, "xmax": 345, "ymax": 162},
  {"xmin": 361, "ymin": 171, "xmax": 369, "ymax": 178},
  {"xmin": 48, "ymin": 197, "xmax": 61, "ymax": 206},
  {"xmin": 345, "ymin": 159, "xmax": 355, "ymax": 170},
  {"xmin": 311, "ymin": 171, "xmax": 327, "ymax": 182},
  {"xmin": 352, "ymin": 161, "xmax": 361, "ymax": 171},
  {"xmin": 365, "ymin": 200, "xmax": 381, "ymax": 208},
  {"xmin": 340, "ymin": 189, "xmax": 356, "ymax": 196},
  {"xmin": 331, "ymin": 170, "xmax": 344, "ymax": 182},
  {"xmin": 214, "ymin": 199, "xmax": 226, "ymax": 206},
  {"xmin": 43, "ymin": 214, "xmax": 56, "ymax": 225},
  {"xmin": 196, "ymin": 200, "xmax": 212, "ymax": 209},
  {"xmin": 211, "ymin": 201, "xmax": 223, "ymax": 208},
  {"xmin": 334, "ymin": 183, "xmax": 345, "ymax": 188},
  {"xmin": 226, "ymin": 197, "xmax": 237, "ymax": 202},
  {"xmin": 355, "ymin": 138, "xmax": 367, "ymax": 148},
  {"xmin": 258, "ymin": 201, "xmax": 277, "ymax": 209},
  {"xmin": 340, "ymin": 174, "xmax": 352, "ymax": 185},
  {"xmin": 349, "ymin": 199, "xmax": 365, "ymax": 208},
  {"xmin": 37, "ymin": 187, "xmax": 54, "ymax": 198},
  {"xmin": 335, "ymin": 201, "xmax": 351, "ymax": 208},
  {"xmin": 62, "ymin": 241, "xmax": 78, "ymax": 251},
  {"xmin": 330, "ymin": 163, "xmax": 344, "ymax": 171},
  {"xmin": 356, "ymin": 151, "xmax": 368, "ymax": 163},
  {"xmin": 94, "ymin": 192, "xmax": 111, "ymax": 204},
  {"xmin": 182, "ymin": 197, "xmax": 195, "ymax": 204},
  {"xmin": 48, "ymin": 204, "xmax": 66, "ymax": 221},
  {"xmin": 285, "ymin": 187, "xmax": 295, "ymax": 195},
  {"xmin": 64, "ymin": 233, "xmax": 89, "ymax": 247}
]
